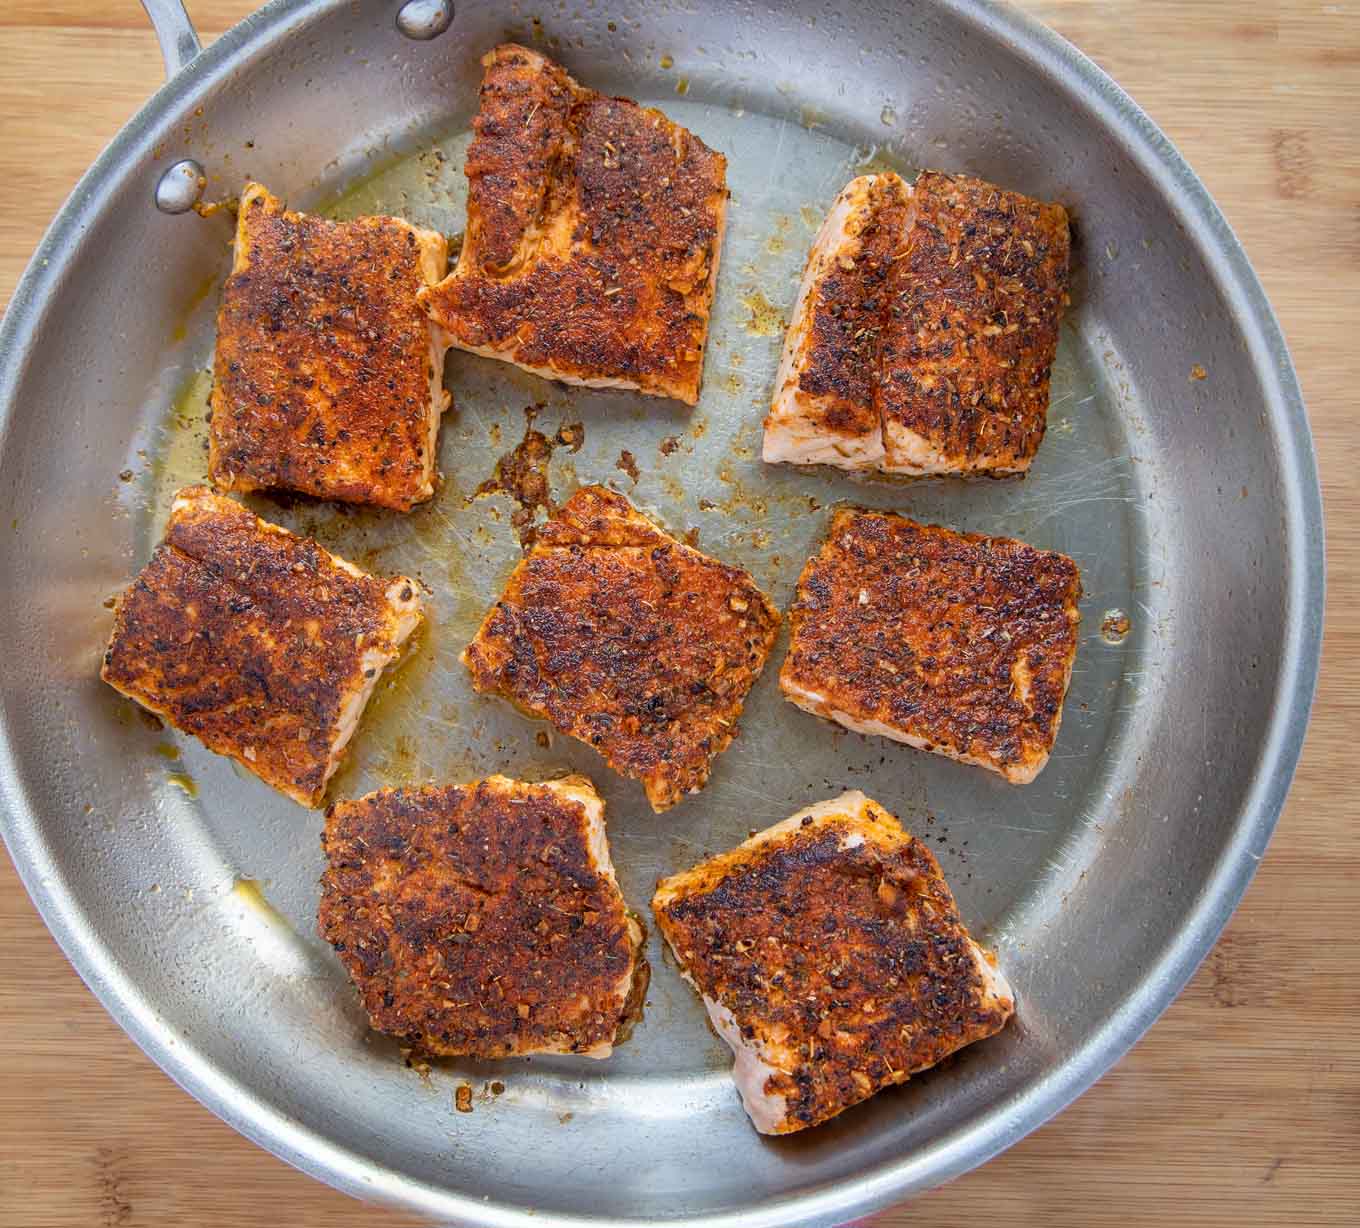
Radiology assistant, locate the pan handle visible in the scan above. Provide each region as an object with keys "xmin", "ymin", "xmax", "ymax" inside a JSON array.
[
  {"xmin": 140, "ymin": 0, "xmax": 203, "ymax": 78},
  {"xmin": 142, "ymin": 0, "xmax": 206, "ymax": 213}
]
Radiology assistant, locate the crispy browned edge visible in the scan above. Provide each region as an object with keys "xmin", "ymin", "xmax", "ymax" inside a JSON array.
[
  {"xmin": 210, "ymin": 182, "xmax": 449, "ymax": 511},
  {"xmin": 319, "ymin": 776, "xmax": 648, "ymax": 1058},
  {"xmin": 877, "ymin": 170, "xmax": 1071, "ymax": 472},
  {"xmin": 418, "ymin": 44, "xmax": 728, "ymax": 405},
  {"xmin": 461, "ymin": 485, "xmax": 780, "ymax": 812},
  {"xmin": 99, "ymin": 486, "xmax": 420, "ymax": 807},
  {"xmin": 780, "ymin": 506, "xmax": 1081, "ymax": 781},
  {"xmin": 653, "ymin": 794, "xmax": 1011, "ymax": 1133}
]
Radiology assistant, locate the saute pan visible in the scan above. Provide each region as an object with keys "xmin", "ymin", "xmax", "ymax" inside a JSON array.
[{"xmin": 0, "ymin": 1, "xmax": 1324, "ymax": 1224}]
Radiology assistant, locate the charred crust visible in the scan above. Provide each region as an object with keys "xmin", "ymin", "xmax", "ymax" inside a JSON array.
[
  {"xmin": 784, "ymin": 170, "xmax": 1069, "ymax": 471},
  {"xmin": 462, "ymin": 487, "xmax": 780, "ymax": 811},
  {"xmin": 463, "ymin": 45, "xmax": 578, "ymax": 274},
  {"xmin": 99, "ymin": 488, "xmax": 415, "ymax": 806},
  {"xmin": 877, "ymin": 171, "xmax": 1070, "ymax": 469},
  {"xmin": 210, "ymin": 186, "xmax": 445, "ymax": 511},
  {"xmin": 319, "ymin": 778, "xmax": 642, "ymax": 1057},
  {"xmin": 798, "ymin": 176, "xmax": 910, "ymax": 441},
  {"xmin": 420, "ymin": 45, "xmax": 727, "ymax": 404},
  {"xmin": 654, "ymin": 802, "xmax": 1009, "ymax": 1131},
  {"xmin": 781, "ymin": 508, "xmax": 1081, "ymax": 777}
]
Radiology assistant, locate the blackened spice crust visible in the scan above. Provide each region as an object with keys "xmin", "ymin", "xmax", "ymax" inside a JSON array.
[
  {"xmin": 798, "ymin": 175, "xmax": 911, "ymax": 444},
  {"xmin": 419, "ymin": 45, "xmax": 728, "ymax": 405},
  {"xmin": 878, "ymin": 171, "xmax": 1070, "ymax": 472},
  {"xmin": 781, "ymin": 507, "xmax": 1081, "ymax": 782},
  {"xmin": 320, "ymin": 776, "xmax": 646, "ymax": 1058},
  {"xmin": 211, "ymin": 183, "xmax": 448, "ymax": 511},
  {"xmin": 100, "ymin": 487, "xmax": 420, "ymax": 806},
  {"xmin": 654, "ymin": 793, "xmax": 1012, "ymax": 1133},
  {"xmin": 463, "ymin": 486, "xmax": 779, "ymax": 811}
]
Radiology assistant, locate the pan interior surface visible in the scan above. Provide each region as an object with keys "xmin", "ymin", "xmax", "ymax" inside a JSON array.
[{"xmin": 0, "ymin": 3, "xmax": 1319, "ymax": 1225}]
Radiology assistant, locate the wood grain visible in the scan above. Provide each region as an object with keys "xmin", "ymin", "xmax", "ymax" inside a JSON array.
[{"xmin": 1, "ymin": 2, "xmax": 1356, "ymax": 1225}]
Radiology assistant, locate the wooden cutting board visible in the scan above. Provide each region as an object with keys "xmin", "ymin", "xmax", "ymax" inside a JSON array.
[{"xmin": 0, "ymin": 2, "xmax": 1355, "ymax": 1224}]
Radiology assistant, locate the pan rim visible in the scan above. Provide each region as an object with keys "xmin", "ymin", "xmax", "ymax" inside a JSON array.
[{"xmin": 0, "ymin": 1, "xmax": 1325, "ymax": 1225}]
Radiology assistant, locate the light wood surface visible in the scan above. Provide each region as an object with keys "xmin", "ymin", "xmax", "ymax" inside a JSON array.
[{"xmin": 1, "ymin": 2, "xmax": 1356, "ymax": 1224}]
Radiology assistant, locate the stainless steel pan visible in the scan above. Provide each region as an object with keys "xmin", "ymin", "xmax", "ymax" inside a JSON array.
[{"xmin": 0, "ymin": 1, "xmax": 1324, "ymax": 1224}]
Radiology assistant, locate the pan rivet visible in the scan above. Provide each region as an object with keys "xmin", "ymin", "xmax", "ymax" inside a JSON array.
[
  {"xmin": 396, "ymin": 0, "xmax": 453, "ymax": 40},
  {"xmin": 155, "ymin": 159, "xmax": 206, "ymax": 215}
]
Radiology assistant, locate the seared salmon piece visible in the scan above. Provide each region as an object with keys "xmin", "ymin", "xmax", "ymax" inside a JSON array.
[
  {"xmin": 100, "ymin": 486, "xmax": 421, "ymax": 807},
  {"xmin": 320, "ymin": 775, "xmax": 648, "ymax": 1059},
  {"xmin": 780, "ymin": 508, "xmax": 1081, "ymax": 784},
  {"xmin": 763, "ymin": 173, "xmax": 909, "ymax": 470},
  {"xmin": 419, "ymin": 45, "xmax": 728, "ymax": 406},
  {"xmin": 763, "ymin": 170, "xmax": 1070, "ymax": 476},
  {"xmin": 210, "ymin": 182, "xmax": 451, "ymax": 511},
  {"xmin": 462, "ymin": 486, "xmax": 779, "ymax": 812},
  {"xmin": 879, "ymin": 171, "xmax": 1070, "ymax": 475},
  {"xmin": 653, "ymin": 790, "xmax": 1014, "ymax": 1134}
]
